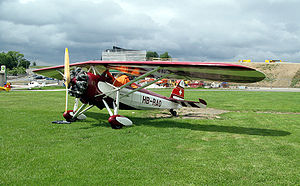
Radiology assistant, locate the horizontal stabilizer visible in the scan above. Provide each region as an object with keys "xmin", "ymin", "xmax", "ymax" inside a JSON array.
[{"xmin": 170, "ymin": 98, "xmax": 207, "ymax": 108}]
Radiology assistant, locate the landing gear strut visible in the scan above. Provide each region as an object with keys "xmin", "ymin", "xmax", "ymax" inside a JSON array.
[{"xmin": 102, "ymin": 95, "xmax": 133, "ymax": 129}]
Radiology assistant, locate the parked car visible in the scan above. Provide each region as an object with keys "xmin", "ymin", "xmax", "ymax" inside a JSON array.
[{"xmin": 35, "ymin": 75, "xmax": 44, "ymax": 79}]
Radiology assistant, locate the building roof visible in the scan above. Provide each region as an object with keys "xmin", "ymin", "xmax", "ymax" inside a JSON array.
[{"xmin": 105, "ymin": 46, "xmax": 141, "ymax": 52}]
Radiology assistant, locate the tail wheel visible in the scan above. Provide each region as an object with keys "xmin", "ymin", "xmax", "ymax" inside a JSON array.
[{"xmin": 170, "ymin": 109, "xmax": 177, "ymax": 117}]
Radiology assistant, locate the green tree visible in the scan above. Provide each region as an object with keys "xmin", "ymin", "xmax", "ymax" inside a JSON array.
[
  {"xmin": 0, "ymin": 52, "xmax": 17, "ymax": 69},
  {"xmin": 160, "ymin": 52, "xmax": 171, "ymax": 59},
  {"xmin": 146, "ymin": 51, "xmax": 159, "ymax": 61},
  {"xmin": 8, "ymin": 67, "xmax": 26, "ymax": 76},
  {"xmin": 0, "ymin": 51, "xmax": 31, "ymax": 69},
  {"xmin": 19, "ymin": 59, "xmax": 31, "ymax": 68}
]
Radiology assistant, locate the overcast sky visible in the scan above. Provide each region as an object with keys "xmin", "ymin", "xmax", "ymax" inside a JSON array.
[{"xmin": 1, "ymin": 0, "xmax": 300, "ymax": 65}]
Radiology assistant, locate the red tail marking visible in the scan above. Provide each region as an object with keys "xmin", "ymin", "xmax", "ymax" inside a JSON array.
[{"xmin": 170, "ymin": 80, "xmax": 185, "ymax": 100}]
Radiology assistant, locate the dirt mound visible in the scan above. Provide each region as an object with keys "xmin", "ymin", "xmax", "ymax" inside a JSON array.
[
  {"xmin": 234, "ymin": 62, "xmax": 300, "ymax": 88},
  {"xmin": 151, "ymin": 107, "xmax": 300, "ymax": 120}
]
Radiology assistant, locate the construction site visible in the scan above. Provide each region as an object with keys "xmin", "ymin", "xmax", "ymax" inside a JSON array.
[{"xmin": 234, "ymin": 62, "xmax": 300, "ymax": 88}]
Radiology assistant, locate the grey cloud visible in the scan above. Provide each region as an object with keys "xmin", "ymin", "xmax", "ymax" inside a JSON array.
[
  {"xmin": 0, "ymin": 1, "xmax": 63, "ymax": 25},
  {"xmin": 0, "ymin": 0, "xmax": 300, "ymax": 65}
]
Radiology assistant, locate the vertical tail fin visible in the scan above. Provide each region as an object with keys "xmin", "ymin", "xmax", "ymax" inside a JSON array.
[{"xmin": 170, "ymin": 80, "xmax": 185, "ymax": 100}]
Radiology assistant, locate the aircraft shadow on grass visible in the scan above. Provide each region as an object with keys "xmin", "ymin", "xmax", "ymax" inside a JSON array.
[{"xmin": 83, "ymin": 112, "xmax": 291, "ymax": 137}]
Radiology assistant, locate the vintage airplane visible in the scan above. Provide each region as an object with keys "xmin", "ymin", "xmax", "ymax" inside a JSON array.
[
  {"xmin": 0, "ymin": 82, "xmax": 11, "ymax": 92},
  {"xmin": 11, "ymin": 81, "xmax": 58, "ymax": 90},
  {"xmin": 33, "ymin": 49, "xmax": 265, "ymax": 129}
]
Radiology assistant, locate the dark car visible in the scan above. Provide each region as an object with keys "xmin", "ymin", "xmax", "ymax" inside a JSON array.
[{"xmin": 35, "ymin": 76, "xmax": 44, "ymax": 79}]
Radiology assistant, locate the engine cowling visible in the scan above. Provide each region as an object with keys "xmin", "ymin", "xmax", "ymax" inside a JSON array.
[
  {"xmin": 69, "ymin": 67, "xmax": 103, "ymax": 104},
  {"xmin": 69, "ymin": 68, "xmax": 89, "ymax": 98}
]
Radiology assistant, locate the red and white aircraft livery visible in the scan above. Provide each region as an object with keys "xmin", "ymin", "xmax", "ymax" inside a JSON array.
[{"xmin": 33, "ymin": 49, "xmax": 265, "ymax": 129}]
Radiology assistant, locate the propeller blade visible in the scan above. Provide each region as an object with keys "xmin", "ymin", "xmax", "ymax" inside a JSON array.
[
  {"xmin": 64, "ymin": 48, "xmax": 70, "ymax": 84},
  {"xmin": 64, "ymin": 48, "xmax": 70, "ymax": 112}
]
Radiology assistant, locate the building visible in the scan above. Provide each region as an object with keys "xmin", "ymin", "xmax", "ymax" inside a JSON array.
[{"xmin": 102, "ymin": 46, "xmax": 146, "ymax": 61}]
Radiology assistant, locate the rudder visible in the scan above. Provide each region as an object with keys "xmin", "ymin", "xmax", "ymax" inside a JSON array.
[{"xmin": 170, "ymin": 80, "xmax": 185, "ymax": 100}]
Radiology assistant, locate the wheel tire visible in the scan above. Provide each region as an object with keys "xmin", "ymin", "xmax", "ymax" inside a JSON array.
[
  {"xmin": 170, "ymin": 109, "xmax": 177, "ymax": 117},
  {"xmin": 111, "ymin": 123, "xmax": 123, "ymax": 129},
  {"xmin": 63, "ymin": 110, "xmax": 77, "ymax": 122}
]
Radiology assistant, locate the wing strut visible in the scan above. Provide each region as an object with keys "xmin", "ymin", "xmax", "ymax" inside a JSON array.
[
  {"xmin": 118, "ymin": 66, "xmax": 161, "ymax": 90},
  {"xmin": 56, "ymin": 69, "xmax": 64, "ymax": 77},
  {"xmin": 120, "ymin": 73, "xmax": 171, "ymax": 98},
  {"xmin": 95, "ymin": 66, "xmax": 162, "ymax": 99}
]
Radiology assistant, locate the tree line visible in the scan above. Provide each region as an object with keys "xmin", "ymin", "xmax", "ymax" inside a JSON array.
[
  {"xmin": 146, "ymin": 51, "xmax": 171, "ymax": 61},
  {"xmin": 0, "ymin": 51, "xmax": 32, "ymax": 75}
]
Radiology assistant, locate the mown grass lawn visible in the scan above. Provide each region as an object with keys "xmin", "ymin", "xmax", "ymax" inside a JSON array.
[{"xmin": 0, "ymin": 90, "xmax": 300, "ymax": 185}]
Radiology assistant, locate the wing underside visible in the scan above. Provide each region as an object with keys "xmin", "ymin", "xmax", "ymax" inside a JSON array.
[{"xmin": 33, "ymin": 61, "xmax": 265, "ymax": 83}]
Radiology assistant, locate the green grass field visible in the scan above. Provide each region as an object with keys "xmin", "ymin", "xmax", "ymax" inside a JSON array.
[{"xmin": 1, "ymin": 90, "xmax": 300, "ymax": 185}]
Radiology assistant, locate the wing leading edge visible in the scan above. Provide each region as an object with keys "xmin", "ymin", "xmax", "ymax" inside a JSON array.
[{"xmin": 33, "ymin": 61, "xmax": 265, "ymax": 83}]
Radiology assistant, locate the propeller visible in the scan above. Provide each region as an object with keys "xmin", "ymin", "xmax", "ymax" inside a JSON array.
[{"xmin": 64, "ymin": 48, "xmax": 70, "ymax": 113}]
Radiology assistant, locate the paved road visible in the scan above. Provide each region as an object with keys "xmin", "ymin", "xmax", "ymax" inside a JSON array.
[{"xmin": 11, "ymin": 89, "xmax": 65, "ymax": 91}]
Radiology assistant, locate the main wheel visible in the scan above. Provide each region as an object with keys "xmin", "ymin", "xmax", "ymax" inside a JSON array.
[
  {"xmin": 108, "ymin": 115, "xmax": 124, "ymax": 129},
  {"xmin": 63, "ymin": 110, "xmax": 77, "ymax": 122},
  {"xmin": 108, "ymin": 115, "xmax": 132, "ymax": 129},
  {"xmin": 110, "ymin": 123, "xmax": 123, "ymax": 129}
]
